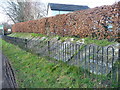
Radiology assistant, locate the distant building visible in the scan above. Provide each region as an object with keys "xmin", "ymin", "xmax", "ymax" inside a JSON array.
[{"xmin": 47, "ymin": 3, "xmax": 89, "ymax": 17}]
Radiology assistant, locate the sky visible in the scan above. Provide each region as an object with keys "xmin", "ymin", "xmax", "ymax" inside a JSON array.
[
  {"xmin": 41, "ymin": 0, "xmax": 118, "ymax": 8},
  {"xmin": 0, "ymin": 0, "xmax": 119, "ymax": 24}
]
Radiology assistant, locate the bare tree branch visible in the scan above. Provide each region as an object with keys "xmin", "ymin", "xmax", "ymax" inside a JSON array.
[{"xmin": 0, "ymin": 0, "xmax": 47, "ymax": 23}]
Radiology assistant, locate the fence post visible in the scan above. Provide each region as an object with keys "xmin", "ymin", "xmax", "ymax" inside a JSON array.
[
  {"xmin": 48, "ymin": 41, "xmax": 50, "ymax": 57},
  {"xmin": 25, "ymin": 39, "xmax": 27, "ymax": 48},
  {"xmin": 118, "ymin": 43, "xmax": 120, "ymax": 88},
  {"xmin": 118, "ymin": 42, "xmax": 120, "ymax": 60},
  {"xmin": 117, "ymin": 30, "xmax": 120, "ymax": 88}
]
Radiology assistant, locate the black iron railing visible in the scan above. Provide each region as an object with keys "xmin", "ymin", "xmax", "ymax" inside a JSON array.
[
  {"xmin": 2, "ymin": 35, "xmax": 119, "ymax": 88},
  {"xmin": 2, "ymin": 54, "xmax": 18, "ymax": 89}
]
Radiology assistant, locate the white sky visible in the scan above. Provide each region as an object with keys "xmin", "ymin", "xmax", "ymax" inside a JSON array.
[
  {"xmin": 41, "ymin": 0, "xmax": 118, "ymax": 8},
  {"xmin": 0, "ymin": 0, "xmax": 119, "ymax": 24}
]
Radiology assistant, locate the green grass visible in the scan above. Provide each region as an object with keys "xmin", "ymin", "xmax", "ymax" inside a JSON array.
[
  {"xmin": 84, "ymin": 38, "xmax": 115, "ymax": 46},
  {"xmin": 1, "ymin": 39, "xmax": 101, "ymax": 88},
  {"xmin": 31, "ymin": 33, "xmax": 47, "ymax": 37},
  {"xmin": 8, "ymin": 33, "xmax": 32, "ymax": 38},
  {"xmin": 8, "ymin": 32, "xmax": 115, "ymax": 46},
  {"xmin": 1, "ymin": 38, "xmax": 118, "ymax": 88}
]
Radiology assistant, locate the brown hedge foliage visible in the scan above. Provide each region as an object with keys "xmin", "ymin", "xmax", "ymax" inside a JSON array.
[{"xmin": 12, "ymin": 2, "xmax": 119, "ymax": 40}]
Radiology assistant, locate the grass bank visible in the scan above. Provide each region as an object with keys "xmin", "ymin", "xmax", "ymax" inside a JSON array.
[
  {"xmin": 2, "ymin": 39, "xmax": 101, "ymax": 88},
  {"xmin": 8, "ymin": 32, "xmax": 115, "ymax": 46}
]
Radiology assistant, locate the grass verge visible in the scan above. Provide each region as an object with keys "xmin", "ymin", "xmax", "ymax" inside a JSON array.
[{"xmin": 1, "ymin": 39, "xmax": 101, "ymax": 88}]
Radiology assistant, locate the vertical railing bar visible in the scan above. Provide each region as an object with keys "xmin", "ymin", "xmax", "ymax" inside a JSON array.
[
  {"xmin": 78, "ymin": 44, "xmax": 81, "ymax": 76},
  {"xmin": 56, "ymin": 42, "xmax": 58, "ymax": 59},
  {"xmin": 96, "ymin": 46, "xmax": 99, "ymax": 88},
  {"xmin": 78, "ymin": 44, "xmax": 80, "ymax": 66},
  {"xmin": 81, "ymin": 45, "xmax": 83, "ymax": 63},
  {"xmin": 59, "ymin": 42, "xmax": 61, "ymax": 60},
  {"xmin": 92, "ymin": 45, "xmax": 95, "ymax": 76},
  {"xmin": 64, "ymin": 42, "xmax": 65, "ymax": 62},
  {"xmin": 55, "ymin": 42, "xmax": 56, "ymax": 60},
  {"xmin": 61, "ymin": 42, "xmax": 62, "ymax": 61},
  {"xmin": 106, "ymin": 47, "xmax": 109, "ymax": 79},
  {"xmin": 84, "ymin": 45, "xmax": 87, "ymax": 77},
  {"xmin": 118, "ymin": 46, "xmax": 120, "ymax": 87},
  {"xmin": 81, "ymin": 44, "xmax": 84, "ymax": 77},
  {"xmin": 70, "ymin": 43, "xmax": 72, "ymax": 59},
  {"xmin": 73, "ymin": 43, "xmax": 75, "ymax": 64},
  {"xmin": 66, "ymin": 43, "xmax": 68, "ymax": 62},
  {"xmin": 70, "ymin": 43, "xmax": 73, "ymax": 65},
  {"xmin": 101, "ymin": 46, "xmax": 104, "ymax": 87},
  {"xmin": 112, "ymin": 46, "xmax": 114, "ymax": 86},
  {"xmin": 62, "ymin": 42, "xmax": 64, "ymax": 62},
  {"xmin": 107, "ymin": 46, "xmax": 115, "ymax": 86},
  {"xmin": 50, "ymin": 41, "xmax": 51, "ymax": 57},
  {"xmin": 89, "ymin": 45, "xmax": 91, "ymax": 78},
  {"xmin": 25, "ymin": 39, "xmax": 27, "ymax": 49},
  {"xmin": 65, "ymin": 43, "xmax": 66, "ymax": 62},
  {"xmin": 69, "ymin": 43, "xmax": 71, "ymax": 65},
  {"xmin": 56, "ymin": 42, "xmax": 58, "ymax": 60},
  {"xmin": 78, "ymin": 44, "xmax": 79, "ymax": 65},
  {"xmin": 52, "ymin": 41, "xmax": 54, "ymax": 60},
  {"xmin": 76, "ymin": 44, "xmax": 78, "ymax": 65},
  {"xmin": 48, "ymin": 41, "xmax": 50, "ymax": 58},
  {"xmin": 58, "ymin": 41, "xmax": 59, "ymax": 60},
  {"xmin": 69, "ymin": 43, "xmax": 71, "ymax": 62}
]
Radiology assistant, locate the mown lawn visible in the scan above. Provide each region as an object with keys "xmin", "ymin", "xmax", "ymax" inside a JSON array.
[{"xmin": 1, "ymin": 39, "xmax": 102, "ymax": 88}]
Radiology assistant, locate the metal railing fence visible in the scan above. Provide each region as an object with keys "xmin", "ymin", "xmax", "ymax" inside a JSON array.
[{"xmin": 2, "ymin": 35, "xmax": 120, "ymax": 88}]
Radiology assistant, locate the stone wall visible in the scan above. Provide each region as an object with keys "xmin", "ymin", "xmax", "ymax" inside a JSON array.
[{"xmin": 12, "ymin": 2, "xmax": 119, "ymax": 40}]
